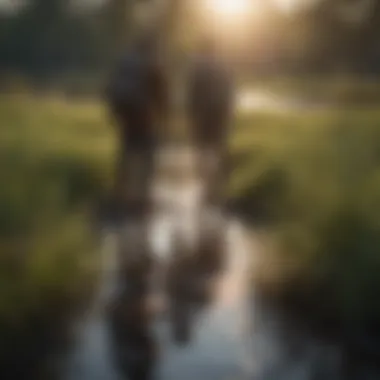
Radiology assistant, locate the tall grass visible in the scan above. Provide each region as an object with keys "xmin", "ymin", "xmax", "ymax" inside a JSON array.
[
  {"xmin": 3, "ymin": 87, "xmax": 380, "ymax": 371},
  {"xmin": 230, "ymin": 107, "xmax": 380, "ymax": 339},
  {"xmin": 0, "ymin": 95, "xmax": 114, "ymax": 376}
]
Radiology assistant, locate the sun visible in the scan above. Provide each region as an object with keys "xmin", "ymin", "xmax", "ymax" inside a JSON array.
[
  {"xmin": 195, "ymin": 0, "xmax": 258, "ymax": 42},
  {"xmin": 203, "ymin": 0, "xmax": 252, "ymax": 18}
]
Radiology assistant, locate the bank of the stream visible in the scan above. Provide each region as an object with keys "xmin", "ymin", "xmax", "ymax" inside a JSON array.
[{"xmin": 229, "ymin": 105, "xmax": 380, "ymax": 367}]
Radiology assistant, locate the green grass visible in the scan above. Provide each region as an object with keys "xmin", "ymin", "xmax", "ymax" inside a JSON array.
[
  {"xmin": 2, "ymin": 85, "xmax": 380, "ymax": 369},
  {"xmin": 0, "ymin": 95, "xmax": 114, "ymax": 374},
  {"xmin": 230, "ymin": 106, "xmax": 380, "ymax": 334}
]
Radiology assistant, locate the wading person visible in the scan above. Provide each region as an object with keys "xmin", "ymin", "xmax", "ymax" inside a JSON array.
[
  {"xmin": 186, "ymin": 37, "xmax": 235, "ymax": 210},
  {"xmin": 105, "ymin": 28, "xmax": 169, "ymax": 222}
]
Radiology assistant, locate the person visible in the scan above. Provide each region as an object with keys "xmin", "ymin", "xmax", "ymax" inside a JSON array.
[
  {"xmin": 186, "ymin": 36, "xmax": 235, "ymax": 209},
  {"xmin": 105, "ymin": 28, "xmax": 169, "ymax": 220}
]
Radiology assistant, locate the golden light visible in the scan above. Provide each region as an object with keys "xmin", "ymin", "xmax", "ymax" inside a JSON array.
[
  {"xmin": 203, "ymin": 0, "xmax": 252, "ymax": 19},
  {"xmin": 192, "ymin": 0, "xmax": 265, "ymax": 50},
  {"xmin": 197, "ymin": 0, "xmax": 256, "ymax": 39}
]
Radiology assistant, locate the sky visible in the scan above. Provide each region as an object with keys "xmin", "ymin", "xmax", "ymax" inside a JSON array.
[{"xmin": 0, "ymin": 0, "xmax": 321, "ymax": 14}]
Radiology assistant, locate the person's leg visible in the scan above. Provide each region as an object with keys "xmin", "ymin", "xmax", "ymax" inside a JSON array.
[
  {"xmin": 113, "ymin": 149, "xmax": 150, "ymax": 227},
  {"xmin": 126, "ymin": 139, "xmax": 155, "ymax": 221},
  {"xmin": 112, "ymin": 109, "xmax": 155, "ymax": 216},
  {"xmin": 214, "ymin": 141, "xmax": 230, "ymax": 210},
  {"xmin": 191, "ymin": 119, "xmax": 213, "ymax": 190},
  {"xmin": 191, "ymin": 113, "xmax": 227, "ymax": 209},
  {"xmin": 139, "ymin": 140, "xmax": 156, "ymax": 216},
  {"xmin": 115, "ymin": 144, "xmax": 128, "ymax": 201},
  {"xmin": 108, "ymin": 119, "xmax": 132, "ymax": 224},
  {"xmin": 205, "ymin": 115, "xmax": 230, "ymax": 210},
  {"xmin": 201, "ymin": 142, "xmax": 226, "ymax": 209}
]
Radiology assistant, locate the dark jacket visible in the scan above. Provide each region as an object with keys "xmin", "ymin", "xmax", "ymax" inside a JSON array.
[
  {"xmin": 106, "ymin": 39, "xmax": 169, "ymax": 147},
  {"xmin": 187, "ymin": 51, "xmax": 235, "ymax": 146}
]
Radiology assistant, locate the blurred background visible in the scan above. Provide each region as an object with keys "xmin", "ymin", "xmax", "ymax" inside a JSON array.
[{"xmin": 1, "ymin": 0, "xmax": 380, "ymax": 379}]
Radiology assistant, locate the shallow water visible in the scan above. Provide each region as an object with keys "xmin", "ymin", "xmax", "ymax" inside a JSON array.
[
  {"xmin": 61, "ymin": 147, "xmax": 254, "ymax": 380},
  {"xmin": 41, "ymin": 146, "xmax": 380, "ymax": 380}
]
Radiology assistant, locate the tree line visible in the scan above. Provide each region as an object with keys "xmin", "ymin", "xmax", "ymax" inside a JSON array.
[
  {"xmin": 0, "ymin": 0, "xmax": 135, "ymax": 88},
  {"xmin": 0, "ymin": 0, "xmax": 379, "ymax": 88}
]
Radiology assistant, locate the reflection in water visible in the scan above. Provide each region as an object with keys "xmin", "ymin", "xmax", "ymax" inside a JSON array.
[
  {"xmin": 63, "ymin": 232, "xmax": 119, "ymax": 380},
  {"xmin": 104, "ymin": 203, "xmax": 227, "ymax": 379},
  {"xmin": 61, "ymin": 147, "xmax": 250, "ymax": 380},
  {"xmin": 40, "ymin": 146, "xmax": 380, "ymax": 380},
  {"xmin": 107, "ymin": 263, "xmax": 157, "ymax": 380},
  {"xmin": 165, "ymin": 229, "xmax": 224, "ymax": 346}
]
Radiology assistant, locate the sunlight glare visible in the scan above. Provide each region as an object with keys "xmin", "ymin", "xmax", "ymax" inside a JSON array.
[
  {"xmin": 199, "ymin": 0, "xmax": 257, "ymax": 36},
  {"xmin": 204, "ymin": 0, "xmax": 251, "ymax": 18}
]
